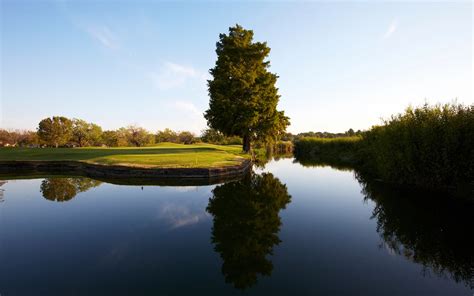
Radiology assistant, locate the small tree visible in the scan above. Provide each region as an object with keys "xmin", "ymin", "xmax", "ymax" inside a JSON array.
[
  {"xmin": 37, "ymin": 116, "xmax": 73, "ymax": 148},
  {"xmin": 346, "ymin": 128, "xmax": 355, "ymax": 137},
  {"xmin": 205, "ymin": 25, "xmax": 290, "ymax": 153},
  {"xmin": 116, "ymin": 128, "xmax": 131, "ymax": 146},
  {"xmin": 18, "ymin": 131, "xmax": 39, "ymax": 147},
  {"xmin": 156, "ymin": 128, "xmax": 179, "ymax": 143},
  {"xmin": 126, "ymin": 125, "xmax": 153, "ymax": 147},
  {"xmin": 88, "ymin": 123, "xmax": 103, "ymax": 146},
  {"xmin": 0, "ymin": 129, "xmax": 9, "ymax": 146},
  {"xmin": 72, "ymin": 119, "xmax": 89, "ymax": 147},
  {"xmin": 0, "ymin": 129, "xmax": 18, "ymax": 146},
  {"xmin": 178, "ymin": 131, "xmax": 195, "ymax": 144},
  {"xmin": 101, "ymin": 130, "xmax": 119, "ymax": 147},
  {"xmin": 201, "ymin": 128, "xmax": 225, "ymax": 144}
]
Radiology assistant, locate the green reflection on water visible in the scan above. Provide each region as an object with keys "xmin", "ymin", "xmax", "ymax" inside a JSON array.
[{"xmin": 207, "ymin": 172, "xmax": 291, "ymax": 289}]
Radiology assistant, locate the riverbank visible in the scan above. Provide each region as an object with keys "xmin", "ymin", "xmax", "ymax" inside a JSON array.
[
  {"xmin": 294, "ymin": 104, "xmax": 473, "ymax": 194},
  {"xmin": 0, "ymin": 143, "xmax": 252, "ymax": 180}
]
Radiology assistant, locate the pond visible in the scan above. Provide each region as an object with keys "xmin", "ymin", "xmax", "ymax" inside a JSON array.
[{"xmin": 0, "ymin": 158, "xmax": 472, "ymax": 295}]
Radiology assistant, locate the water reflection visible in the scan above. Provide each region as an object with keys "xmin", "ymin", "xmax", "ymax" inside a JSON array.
[
  {"xmin": 293, "ymin": 156, "xmax": 354, "ymax": 171},
  {"xmin": 1, "ymin": 159, "xmax": 473, "ymax": 294},
  {"xmin": 358, "ymin": 175, "xmax": 474, "ymax": 289},
  {"xmin": 0, "ymin": 180, "xmax": 6, "ymax": 202},
  {"xmin": 206, "ymin": 172, "xmax": 291, "ymax": 289},
  {"xmin": 40, "ymin": 177, "xmax": 102, "ymax": 202},
  {"xmin": 254, "ymin": 150, "xmax": 293, "ymax": 169}
]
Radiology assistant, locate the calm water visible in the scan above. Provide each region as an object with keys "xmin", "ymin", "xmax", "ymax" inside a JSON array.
[{"xmin": 0, "ymin": 158, "xmax": 472, "ymax": 295}]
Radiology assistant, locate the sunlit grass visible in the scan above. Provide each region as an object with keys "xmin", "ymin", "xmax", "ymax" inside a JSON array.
[{"xmin": 0, "ymin": 143, "xmax": 248, "ymax": 168}]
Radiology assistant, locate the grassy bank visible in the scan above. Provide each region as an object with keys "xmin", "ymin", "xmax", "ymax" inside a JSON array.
[
  {"xmin": 294, "ymin": 103, "xmax": 474, "ymax": 191},
  {"xmin": 0, "ymin": 143, "xmax": 248, "ymax": 168}
]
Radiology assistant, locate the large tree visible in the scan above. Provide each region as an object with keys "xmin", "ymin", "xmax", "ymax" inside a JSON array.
[
  {"xmin": 71, "ymin": 119, "xmax": 103, "ymax": 147},
  {"xmin": 205, "ymin": 25, "xmax": 290, "ymax": 153},
  {"xmin": 37, "ymin": 116, "xmax": 73, "ymax": 148}
]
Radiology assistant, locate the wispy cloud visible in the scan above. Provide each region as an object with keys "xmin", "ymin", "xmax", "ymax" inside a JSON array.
[
  {"xmin": 383, "ymin": 19, "xmax": 398, "ymax": 40},
  {"xmin": 85, "ymin": 25, "xmax": 119, "ymax": 49},
  {"xmin": 55, "ymin": 3, "xmax": 120, "ymax": 50},
  {"xmin": 166, "ymin": 100, "xmax": 206, "ymax": 133},
  {"xmin": 150, "ymin": 62, "xmax": 208, "ymax": 90},
  {"xmin": 158, "ymin": 203, "xmax": 208, "ymax": 229},
  {"xmin": 174, "ymin": 101, "xmax": 202, "ymax": 117}
]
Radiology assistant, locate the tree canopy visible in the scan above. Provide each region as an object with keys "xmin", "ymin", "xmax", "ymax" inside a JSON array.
[
  {"xmin": 71, "ymin": 119, "xmax": 103, "ymax": 147},
  {"xmin": 37, "ymin": 116, "xmax": 73, "ymax": 148},
  {"xmin": 205, "ymin": 25, "xmax": 289, "ymax": 152}
]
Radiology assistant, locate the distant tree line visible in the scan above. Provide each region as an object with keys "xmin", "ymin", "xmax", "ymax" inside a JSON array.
[
  {"xmin": 0, "ymin": 116, "xmax": 205, "ymax": 148},
  {"xmin": 0, "ymin": 129, "xmax": 39, "ymax": 147},
  {"xmin": 0, "ymin": 116, "xmax": 360, "ymax": 149},
  {"xmin": 281, "ymin": 128, "xmax": 363, "ymax": 142}
]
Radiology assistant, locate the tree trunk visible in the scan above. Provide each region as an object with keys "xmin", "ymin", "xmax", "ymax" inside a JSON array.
[{"xmin": 243, "ymin": 135, "xmax": 251, "ymax": 153}]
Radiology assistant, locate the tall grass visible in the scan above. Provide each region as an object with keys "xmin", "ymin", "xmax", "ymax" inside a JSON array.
[
  {"xmin": 294, "ymin": 103, "xmax": 474, "ymax": 191},
  {"xmin": 294, "ymin": 137, "xmax": 361, "ymax": 166},
  {"xmin": 358, "ymin": 103, "xmax": 473, "ymax": 190}
]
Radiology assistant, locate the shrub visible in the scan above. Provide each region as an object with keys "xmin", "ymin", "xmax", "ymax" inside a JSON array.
[
  {"xmin": 294, "ymin": 103, "xmax": 474, "ymax": 191},
  {"xmin": 156, "ymin": 128, "xmax": 179, "ymax": 143},
  {"xmin": 200, "ymin": 128, "xmax": 243, "ymax": 145},
  {"xmin": 357, "ymin": 103, "xmax": 474, "ymax": 190},
  {"xmin": 178, "ymin": 131, "xmax": 196, "ymax": 144},
  {"xmin": 294, "ymin": 137, "xmax": 361, "ymax": 166}
]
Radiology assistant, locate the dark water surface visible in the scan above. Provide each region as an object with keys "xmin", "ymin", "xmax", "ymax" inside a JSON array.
[{"xmin": 0, "ymin": 158, "xmax": 472, "ymax": 295}]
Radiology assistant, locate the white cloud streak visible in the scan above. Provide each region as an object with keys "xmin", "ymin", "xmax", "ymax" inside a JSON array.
[
  {"xmin": 162, "ymin": 100, "xmax": 206, "ymax": 134},
  {"xmin": 174, "ymin": 101, "xmax": 202, "ymax": 117},
  {"xmin": 159, "ymin": 203, "xmax": 208, "ymax": 229},
  {"xmin": 150, "ymin": 62, "xmax": 208, "ymax": 90},
  {"xmin": 85, "ymin": 25, "xmax": 119, "ymax": 49},
  {"xmin": 383, "ymin": 19, "xmax": 398, "ymax": 40}
]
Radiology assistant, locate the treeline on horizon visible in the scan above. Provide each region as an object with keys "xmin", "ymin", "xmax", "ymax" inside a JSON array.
[
  {"xmin": 0, "ymin": 118, "xmax": 359, "ymax": 149},
  {"xmin": 0, "ymin": 118, "xmax": 199, "ymax": 148},
  {"xmin": 294, "ymin": 103, "xmax": 474, "ymax": 192}
]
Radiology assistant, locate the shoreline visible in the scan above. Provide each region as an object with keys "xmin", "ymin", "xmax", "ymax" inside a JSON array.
[{"xmin": 0, "ymin": 159, "xmax": 252, "ymax": 184}]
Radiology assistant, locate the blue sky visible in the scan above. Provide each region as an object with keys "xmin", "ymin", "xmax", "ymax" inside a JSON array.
[{"xmin": 1, "ymin": 0, "xmax": 472, "ymax": 134}]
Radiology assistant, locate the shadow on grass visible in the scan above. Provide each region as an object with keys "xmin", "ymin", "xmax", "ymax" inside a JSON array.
[{"xmin": 0, "ymin": 146, "xmax": 231, "ymax": 161}]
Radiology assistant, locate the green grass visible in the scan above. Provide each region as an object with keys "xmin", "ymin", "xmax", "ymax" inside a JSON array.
[{"xmin": 0, "ymin": 143, "xmax": 249, "ymax": 168}]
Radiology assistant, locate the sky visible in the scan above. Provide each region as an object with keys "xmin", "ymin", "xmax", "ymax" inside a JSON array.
[{"xmin": 1, "ymin": 0, "xmax": 472, "ymax": 134}]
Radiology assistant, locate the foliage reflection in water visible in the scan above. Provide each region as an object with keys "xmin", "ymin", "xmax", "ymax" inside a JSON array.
[
  {"xmin": 294, "ymin": 155, "xmax": 474, "ymax": 290},
  {"xmin": 0, "ymin": 158, "xmax": 472, "ymax": 295},
  {"xmin": 207, "ymin": 172, "xmax": 291, "ymax": 289},
  {"xmin": 31, "ymin": 173, "xmax": 292, "ymax": 290},
  {"xmin": 40, "ymin": 177, "xmax": 102, "ymax": 202},
  {"xmin": 357, "ymin": 174, "xmax": 474, "ymax": 289}
]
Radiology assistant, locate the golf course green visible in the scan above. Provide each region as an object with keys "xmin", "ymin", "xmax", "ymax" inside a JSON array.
[{"xmin": 0, "ymin": 143, "xmax": 249, "ymax": 169}]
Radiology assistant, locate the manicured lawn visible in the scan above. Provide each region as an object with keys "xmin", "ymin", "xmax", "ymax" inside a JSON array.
[{"xmin": 0, "ymin": 143, "xmax": 249, "ymax": 168}]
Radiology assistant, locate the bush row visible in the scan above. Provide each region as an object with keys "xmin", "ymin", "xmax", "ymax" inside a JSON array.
[
  {"xmin": 294, "ymin": 103, "xmax": 474, "ymax": 191},
  {"xmin": 294, "ymin": 137, "xmax": 361, "ymax": 166}
]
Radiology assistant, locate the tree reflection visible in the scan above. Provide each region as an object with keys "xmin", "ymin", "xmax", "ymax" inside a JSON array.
[
  {"xmin": 206, "ymin": 172, "xmax": 291, "ymax": 290},
  {"xmin": 358, "ymin": 174, "xmax": 474, "ymax": 289},
  {"xmin": 40, "ymin": 177, "xmax": 102, "ymax": 202},
  {"xmin": 0, "ymin": 180, "xmax": 6, "ymax": 202}
]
